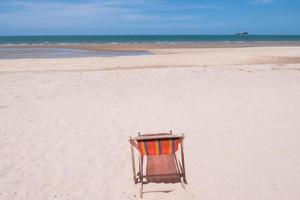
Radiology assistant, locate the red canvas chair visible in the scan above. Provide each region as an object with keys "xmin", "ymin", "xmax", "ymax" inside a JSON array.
[{"xmin": 129, "ymin": 131, "xmax": 187, "ymax": 198}]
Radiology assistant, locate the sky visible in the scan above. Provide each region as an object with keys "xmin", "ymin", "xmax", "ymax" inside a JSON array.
[{"xmin": 0, "ymin": 0, "xmax": 300, "ymax": 35}]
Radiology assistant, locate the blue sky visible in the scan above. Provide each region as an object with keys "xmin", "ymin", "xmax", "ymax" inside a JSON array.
[{"xmin": 0, "ymin": 0, "xmax": 299, "ymax": 35}]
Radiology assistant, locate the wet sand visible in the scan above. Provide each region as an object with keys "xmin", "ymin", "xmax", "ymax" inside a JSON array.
[
  {"xmin": 1, "ymin": 46, "xmax": 300, "ymax": 72},
  {"xmin": 3, "ymin": 41, "xmax": 300, "ymax": 52}
]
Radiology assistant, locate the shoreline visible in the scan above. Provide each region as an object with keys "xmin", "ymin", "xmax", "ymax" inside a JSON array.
[
  {"xmin": 0, "ymin": 47, "xmax": 151, "ymax": 60},
  {"xmin": 2, "ymin": 41, "xmax": 300, "ymax": 52},
  {"xmin": 1, "ymin": 46, "xmax": 300, "ymax": 73}
]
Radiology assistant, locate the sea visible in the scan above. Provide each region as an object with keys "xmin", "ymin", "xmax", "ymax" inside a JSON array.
[
  {"xmin": 0, "ymin": 35, "xmax": 300, "ymax": 59},
  {"xmin": 1, "ymin": 35, "xmax": 300, "ymax": 45}
]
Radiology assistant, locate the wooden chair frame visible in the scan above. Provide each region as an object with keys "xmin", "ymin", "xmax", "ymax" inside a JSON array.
[{"xmin": 129, "ymin": 131, "xmax": 187, "ymax": 198}]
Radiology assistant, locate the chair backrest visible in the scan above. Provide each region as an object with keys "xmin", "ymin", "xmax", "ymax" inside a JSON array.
[{"xmin": 133, "ymin": 133, "xmax": 183, "ymax": 156}]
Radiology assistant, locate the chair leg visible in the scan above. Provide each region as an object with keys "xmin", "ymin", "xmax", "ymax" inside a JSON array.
[
  {"xmin": 140, "ymin": 155, "xmax": 144, "ymax": 198},
  {"xmin": 130, "ymin": 143, "xmax": 137, "ymax": 184},
  {"xmin": 183, "ymin": 174, "xmax": 187, "ymax": 184},
  {"xmin": 180, "ymin": 139, "xmax": 187, "ymax": 184},
  {"xmin": 140, "ymin": 182, "xmax": 143, "ymax": 198},
  {"xmin": 180, "ymin": 179, "xmax": 186, "ymax": 189}
]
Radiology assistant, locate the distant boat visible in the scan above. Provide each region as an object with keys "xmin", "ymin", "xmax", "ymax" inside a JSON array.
[{"xmin": 235, "ymin": 32, "xmax": 249, "ymax": 36}]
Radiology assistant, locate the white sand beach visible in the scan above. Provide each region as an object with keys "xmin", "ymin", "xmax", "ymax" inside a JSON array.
[{"xmin": 1, "ymin": 46, "xmax": 300, "ymax": 200}]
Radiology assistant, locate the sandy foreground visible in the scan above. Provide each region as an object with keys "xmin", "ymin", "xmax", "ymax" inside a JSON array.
[{"xmin": 0, "ymin": 46, "xmax": 300, "ymax": 200}]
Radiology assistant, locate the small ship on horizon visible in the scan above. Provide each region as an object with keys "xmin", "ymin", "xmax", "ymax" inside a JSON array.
[{"xmin": 235, "ymin": 32, "xmax": 249, "ymax": 36}]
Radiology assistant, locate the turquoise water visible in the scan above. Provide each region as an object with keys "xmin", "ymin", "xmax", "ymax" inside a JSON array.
[
  {"xmin": 0, "ymin": 48, "xmax": 151, "ymax": 59},
  {"xmin": 1, "ymin": 35, "xmax": 300, "ymax": 45}
]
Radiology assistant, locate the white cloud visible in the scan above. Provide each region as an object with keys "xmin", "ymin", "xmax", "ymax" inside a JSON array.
[
  {"xmin": 0, "ymin": 1, "xmax": 149, "ymax": 29},
  {"xmin": 250, "ymin": 0, "xmax": 275, "ymax": 5},
  {"xmin": 163, "ymin": 4, "xmax": 223, "ymax": 10},
  {"xmin": 0, "ymin": 0, "xmax": 217, "ymax": 33}
]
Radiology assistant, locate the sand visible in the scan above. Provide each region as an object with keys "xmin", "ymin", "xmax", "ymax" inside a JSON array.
[
  {"xmin": 0, "ymin": 46, "xmax": 300, "ymax": 200},
  {"xmin": 1, "ymin": 46, "xmax": 300, "ymax": 72}
]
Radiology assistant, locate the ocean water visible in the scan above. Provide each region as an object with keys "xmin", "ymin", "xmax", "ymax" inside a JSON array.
[
  {"xmin": 0, "ymin": 48, "xmax": 151, "ymax": 59},
  {"xmin": 1, "ymin": 35, "xmax": 300, "ymax": 59},
  {"xmin": 1, "ymin": 35, "xmax": 300, "ymax": 45}
]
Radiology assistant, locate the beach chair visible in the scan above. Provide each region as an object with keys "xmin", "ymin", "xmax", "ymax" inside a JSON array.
[{"xmin": 129, "ymin": 131, "xmax": 187, "ymax": 198}]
